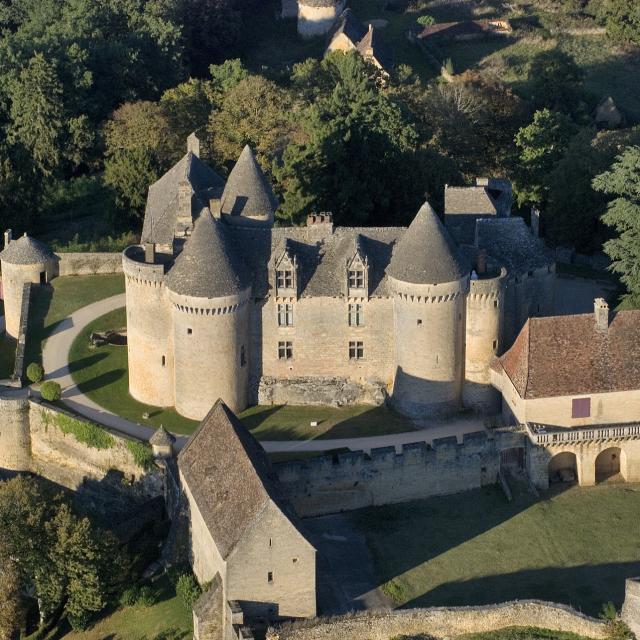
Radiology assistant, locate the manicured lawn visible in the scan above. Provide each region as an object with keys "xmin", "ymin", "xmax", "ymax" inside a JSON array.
[
  {"xmin": 27, "ymin": 274, "xmax": 126, "ymax": 368},
  {"xmin": 59, "ymin": 575, "xmax": 192, "ymax": 640},
  {"xmin": 241, "ymin": 403, "xmax": 417, "ymax": 440},
  {"xmin": 0, "ymin": 334, "xmax": 16, "ymax": 379},
  {"xmin": 69, "ymin": 308, "xmax": 417, "ymax": 439},
  {"xmin": 68, "ymin": 307, "xmax": 199, "ymax": 435},
  {"xmin": 352, "ymin": 483, "xmax": 640, "ymax": 615}
]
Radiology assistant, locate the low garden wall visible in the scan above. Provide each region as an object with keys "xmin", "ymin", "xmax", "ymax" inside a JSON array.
[
  {"xmin": 55, "ymin": 252, "xmax": 123, "ymax": 276},
  {"xmin": 267, "ymin": 601, "xmax": 608, "ymax": 640}
]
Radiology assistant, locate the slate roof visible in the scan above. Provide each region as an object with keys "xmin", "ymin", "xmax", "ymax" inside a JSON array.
[
  {"xmin": 495, "ymin": 310, "xmax": 640, "ymax": 399},
  {"xmin": 475, "ymin": 218, "xmax": 553, "ymax": 274},
  {"xmin": 387, "ymin": 202, "xmax": 467, "ymax": 285},
  {"xmin": 149, "ymin": 425, "xmax": 175, "ymax": 446},
  {"xmin": 141, "ymin": 152, "xmax": 224, "ymax": 246},
  {"xmin": 445, "ymin": 186, "xmax": 500, "ymax": 216},
  {"xmin": 357, "ymin": 24, "xmax": 394, "ymax": 70},
  {"xmin": 165, "ymin": 211, "xmax": 250, "ymax": 298},
  {"xmin": 333, "ymin": 8, "xmax": 367, "ymax": 44},
  {"xmin": 178, "ymin": 400, "xmax": 311, "ymax": 560},
  {"xmin": 220, "ymin": 145, "xmax": 278, "ymax": 221},
  {"xmin": 0, "ymin": 234, "xmax": 55, "ymax": 265}
]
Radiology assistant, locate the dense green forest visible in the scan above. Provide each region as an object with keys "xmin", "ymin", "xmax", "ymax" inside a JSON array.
[{"xmin": 0, "ymin": 0, "xmax": 640, "ymax": 291}]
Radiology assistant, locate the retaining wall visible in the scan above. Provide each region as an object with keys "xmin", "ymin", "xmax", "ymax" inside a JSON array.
[
  {"xmin": 274, "ymin": 430, "xmax": 524, "ymax": 517},
  {"xmin": 55, "ymin": 252, "xmax": 123, "ymax": 276},
  {"xmin": 267, "ymin": 601, "xmax": 607, "ymax": 640}
]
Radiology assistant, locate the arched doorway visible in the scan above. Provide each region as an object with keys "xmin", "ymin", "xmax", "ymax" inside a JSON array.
[
  {"xmin": 595, "ymin": 447, "xmax": 623, "ymax": 483},
  {"xmin": 548, "ymin": 452, "xmax": 577, "ymax": 484}
]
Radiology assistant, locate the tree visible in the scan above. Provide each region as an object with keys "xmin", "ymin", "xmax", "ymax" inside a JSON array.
[
  {"xmin": 417, "ymin": 14, "xmax": 435, "ymax": 26},
  {"xmin": 513, "ymin": 108, "xmax": 578, "ymax": 207},
  {"xmin": 26, "ymin": 362, "xmax": 44, "ymax": 383},
  {"xmin": 8, "ymin": 53, "xmax": 65, "ymax": 176},
  {"xmin": 593, "ymin": 145, "xmax": 640, "ymax": 305},
  {"xmin": 594, "ymin": 0, "xmax": 640, "ymax": 45},
  {"xmin": 528, "ymin": 49, "xmax": 585, "ymax": 116},
  {"xmin": 0, "ymin": 560, "xmax": 22, "ymax": 640}
]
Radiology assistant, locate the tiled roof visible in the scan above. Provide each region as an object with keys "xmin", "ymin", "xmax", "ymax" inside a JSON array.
[
  {"xmin": 141, "ymin": 152, "xmax": 224, "ymax": 246},
  {"xmin": 386, "ymin": 202, "xmax": 467, "ymax": 284},
  {"xmin": 0, "ymin": 234, "xmax": 55, "ymax": 265},
  {"xmin": 220, "ymin": 145, "xmax": 278, "ymax": 222},
  {"xmin": 165, "ymin": 211, "xmax": 250, "ymax": 298},
  {"xmin": 178, "ymin": 400, "xmax": 308, "ymax": 560},
  {"xmin": 496, "ymin": 310, "xmax": 640, "ymax": 399}
]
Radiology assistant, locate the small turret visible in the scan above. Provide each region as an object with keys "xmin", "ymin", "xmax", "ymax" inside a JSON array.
[{"xmin": 149, "ymin": 426, "xmax": 175, "ymax": 459}]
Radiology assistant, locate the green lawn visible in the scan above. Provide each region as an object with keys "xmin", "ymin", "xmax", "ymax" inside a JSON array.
[
  {"xmin": 59, "ymin": 575, "xmax": 192, "ymax": 640},
  {"xmin": 455, "ymin": 629, "xmax": 593, "ymax": 640},
  {"xmin": 27, "ymin": 274, "xmax": 126, "ymax": 369},
  {"xmin": 69, "ymin": 308, "xmax": 417, "ymax": 439},
  {"xmin": 352, "ymin": 483, "xmax": 640, "ymax": 616}
]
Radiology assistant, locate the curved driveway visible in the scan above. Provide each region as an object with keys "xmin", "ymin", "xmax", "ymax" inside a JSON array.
[{"xmin": 42, "ymin": 295, "xmax": 482, "ymax": 452}]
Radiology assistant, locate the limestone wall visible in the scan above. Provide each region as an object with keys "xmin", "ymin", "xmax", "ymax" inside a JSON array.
[
  {"xmin": 275, "ymin": 431, "xmax": 524, "ymax": 517},
  {"xmin": 297, "ymin": 1, "xmax": 345, "ymax": 37},
  {"xmin": 56, "ymin": 252, "xmax": 123, "ymax": 276},
  {"xmin": 622, "ymin": 577, "xmax": 640, "ymax": 638},
  {"xmin": 267, "ymin": 601, "xmax": 607, "ymax": 640},
  {"xmin": 0, "ymin": 394, "xmax": 31, "ymax": 472}
]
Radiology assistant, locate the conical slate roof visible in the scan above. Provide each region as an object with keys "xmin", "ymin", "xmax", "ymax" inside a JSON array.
[
  {"xmin": 149, "ymin": 425, "xmax": 175, "ymax": 446},
  {"xmin": 165, "ymin": 211, "xmax": 250, "ymax": 298},
  {"xmin": 0, "ymin": 234, "xmax": 55, "ymax": 265},
  {"xmin": 220, "ymin": 145, "xmax": 278, "ymax": 222},
  {"xmin": 387, "ymin": 202, "xmax": 467, "ymax": 284}
]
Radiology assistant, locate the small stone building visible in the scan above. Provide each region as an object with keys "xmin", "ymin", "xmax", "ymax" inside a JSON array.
[
  {"xmin": 179, "ymin": 400, "xmax": 316, "ymax": 637},
  {"xmin": 326, "ymin": 10, "xmax": 393, "ymax": 72}
]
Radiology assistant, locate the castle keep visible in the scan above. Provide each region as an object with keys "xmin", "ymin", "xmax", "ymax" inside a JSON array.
[{"xmin": 124, "ymin": 137, "xmax": 553, "ymax": 420}]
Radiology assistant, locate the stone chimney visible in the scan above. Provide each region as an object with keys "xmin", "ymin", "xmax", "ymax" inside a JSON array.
[
  {"xmin": 177, "ymin": 180, "xmax": 192, "ymax": 223},
  {"xmin": 3, "ymin": 229, "xmax": 12, "ymax": 248},
  {"xmin": 594, "ymin": 298, "xmax": 609, "ymax": 331},
  {"xmin": 209, "ymin": 197, "xmax": 222, "ymax": 219},
  {"xmin": 187, "ymin": 132, "xmax": 200, "ymax": 158},
  {"xmin": 144, "ymin": 242, "xmax": 156, "ymax": 264},
  {"xmin": 531, "ymin": 207, "xmax": 540, "ymax": 239}
]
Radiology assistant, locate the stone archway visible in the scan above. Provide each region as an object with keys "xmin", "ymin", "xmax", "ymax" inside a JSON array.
[
  {"xmin": 548, "ymin": 451, "xmax": 578, "ymax": 484},
  {"xmin": 595, "ymin": 447, "xmax": 623, "ymax": 483}
]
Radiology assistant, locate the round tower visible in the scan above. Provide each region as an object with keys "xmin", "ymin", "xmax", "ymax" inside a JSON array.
[
  {"xmin": 165, "ymin": 212, "xmax": 251, "ymax": 420},
  {"xmin": 123, "ymin": 244, "xmax": 175, "ymax": 408},
  {"xmin": 387, "ymin": 203, "xmax": 469, "ymax": 418},
  {"xmin": 297, "ymin": 0, "xmax": 345, "ymax": 38},
  {"xmin": 0, "ymin": 231, "xmax": 56, "ymax": 340},
  {"xmin": 463, "ymin": 256, "xmax": 507, "ymax": 414},
  {"xmin": 0, "ymin": 394, "xmax": 31, "ymax": 472},
  {"xmin": 220, "ymin": 145, "xmax": 277, "ymax": 229}
]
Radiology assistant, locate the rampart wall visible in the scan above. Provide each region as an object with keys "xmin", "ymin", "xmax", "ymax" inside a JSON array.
[
  {"xmin": 56, "ymin": 252, "xmax": 123, "ymax": 276},
  {"xmin": 267, "ymin": 601, "xmax": 607, "ymax": 640},
  {"xmin": 274, "ymin": 430, "xmax": 524, "ymax": 517}
]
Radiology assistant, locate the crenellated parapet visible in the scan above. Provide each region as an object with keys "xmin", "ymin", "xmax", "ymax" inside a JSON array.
[{"xmin": 122, "ymin": 245, "xmax": 170, "ymax": 288}]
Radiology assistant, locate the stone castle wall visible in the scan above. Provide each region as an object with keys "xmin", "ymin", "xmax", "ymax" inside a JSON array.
[
  {"xmin": 274, "ymin": 430, "xmax": 524, "ymax": 517},
  {"xmin": 267, "ymin": 601, "xmax": 607, "ymax": 640},
  {"xmin": 297, "ymin": 1, "xmax": 345, "ymax": 37},
  {"xmin": 56, "ymin": 252, "xmax": 123, "ymax": 277}
]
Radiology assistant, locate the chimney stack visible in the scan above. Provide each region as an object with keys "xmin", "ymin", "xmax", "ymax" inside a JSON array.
[
  {"xmin": 3, "ymin": 229, "xmax": 12, "ymax": 248},
  {"xmin": 187, "ymin": 132, "xmax": 200, "ymax": 158},
  {"xmin": 477, "ymin": 249, "xmax": 487, "ymax": 275},
  {"xmin": 594, "ymin": 298, "xmax": 609, "ymax": 331},
  {"xmin": 144, "ymin": 242, "xmax": 156, "ymax": 264}
]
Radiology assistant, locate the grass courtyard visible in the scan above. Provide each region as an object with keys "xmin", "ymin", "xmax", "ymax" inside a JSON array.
[
  {"xmin": 350, "ymin": 483, "xmax": 640, "ymax": 616},
  {"xmin": 69, "ymin": 307, "xmax": 417, "ymax": 439}
]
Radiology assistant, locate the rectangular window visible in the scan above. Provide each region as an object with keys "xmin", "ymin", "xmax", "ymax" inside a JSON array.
[
  {"xmin": 572, "ymin": 397, "xmax": 591, "ymax": 419},
  {"xmin": 277, "ymin": 303, "xmax": 293, "ymax": 326},
  {"xmin": 161, "ymin": 355, "xmax": 166, "ymax": 367},
  {"xmin": 278, "ymin": 341, "xmax": 293, "ymax": 360},
  {"xmin": 187, "ymin": 328, "xmax": 193, "ymax": 335},
  {"xmin": 267, "ymin": 571, "xmax": 274, "ymax": 583},
  {"xmin": 240, "ymin": 345, "xmax": 246, "ymax": 367},
  {"xmin": 276, "ymin": 270, "xmax": 293, "ymax": 289},
  {"xmin": 349, "ymin": 341, "xmax": 364, "ymax": 360},
  {"xmin": 348, "ymin": 303, "xmax": 364, "ymax": 326},
  {"xmin": 348, "ymin": 269, "xmax": 364, "ymax": 289}
]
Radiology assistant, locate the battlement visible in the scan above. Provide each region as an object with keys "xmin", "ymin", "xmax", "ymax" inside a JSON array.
[{"xmin": 123, "ymin": 245, "xmax": 170, "ymax": 286}]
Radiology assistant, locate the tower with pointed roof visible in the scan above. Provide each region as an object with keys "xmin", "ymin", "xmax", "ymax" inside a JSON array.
[{"xmin": 386, "ymin": 202, "xmax": 470, "ymax": 417}]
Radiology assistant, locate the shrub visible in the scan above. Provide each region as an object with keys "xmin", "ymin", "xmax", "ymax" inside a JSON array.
[
  {"xmin": 41, "ymin": 381, "xmax": 62, "ymax": 402},
  {"xmin": 417, "ymin": 14, "xmax": 435, "ymax": 26},
  {"xmin": 175, "ymin": 573, "xmax": 202, "ymax": 610},
  {"xmin": 26, "ymin": 362, "xmax": 44, "ymax": 383},
  {"xmin": 49, "ymin": 412, "xmax": 115, "ymax": 449},
  {"xmin": 135, "ymin": 585, "xmax": 157, "ymax": 607},
  {"xmin": 120, "ymin": 586, "xmax": 139, "ymax": 606}
]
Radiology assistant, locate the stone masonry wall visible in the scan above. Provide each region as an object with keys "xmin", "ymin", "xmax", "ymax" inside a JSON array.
[
  {"xmin": 56, "ymin": 252, "xmax": 123, "ymax": 276},
  {"xmin": 267, "ymin": 601, "xmax": 607, "ymax": 640},
  {"xmin": 275, "ymin": 430, "xmax": 524, "ymax": 517}
]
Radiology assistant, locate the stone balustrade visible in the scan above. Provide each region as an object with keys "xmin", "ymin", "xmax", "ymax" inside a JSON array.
[{"xmin": 526, "ymin": 422, "xmax": 640, "ymax": 445}]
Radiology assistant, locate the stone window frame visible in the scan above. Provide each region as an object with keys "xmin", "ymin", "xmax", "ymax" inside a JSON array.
[
  {"xmin": 277, "ymin": 303, "xmax": 294, "ymax": 327},
  {"xmin": 348, "ymin": 303, "xmax": 364, "ymax": 327},
  {"xmin": 348, "ymin": 269, "xmax": 365, "ymax": 289},
  {"xmin": 278, "ymin": 341, "xmax": 293, "ymax": 360},
  {"xmin": 267, "ymin": 571, "xmax": 274, "ymax": 584},
  {"xmin": 276, "ymin": 269, "xmax": 293, "ymax": 289},
  {"xmin": 348, "ymin": 340, "xmax": 364, "ymax": 360}
]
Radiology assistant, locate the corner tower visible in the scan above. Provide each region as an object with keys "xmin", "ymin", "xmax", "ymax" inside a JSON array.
[
  {"xmin": 165, "ymin": 212, "xmax": 251, "ymax": 419},
  {"xmin": 387, "ymin": 203, "xmax": 469, "ymax": 418},
  {"xmin": 220, "ymin": 145, "xmax": 278, "ymax": 228}
]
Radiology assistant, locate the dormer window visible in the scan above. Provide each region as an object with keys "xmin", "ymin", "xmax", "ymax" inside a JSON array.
[
  {"xmin": 348, "ymin": 269, "xmax": 364, "ymax": 289},
  {"xmin": 277, "ymin": 270, "xmax": 293, "ymax": 289}
]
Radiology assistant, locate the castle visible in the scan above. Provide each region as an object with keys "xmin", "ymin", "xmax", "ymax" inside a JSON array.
[{"xmin": 123, "ymin": 136, "xmax": 553, "ymax": 421}]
